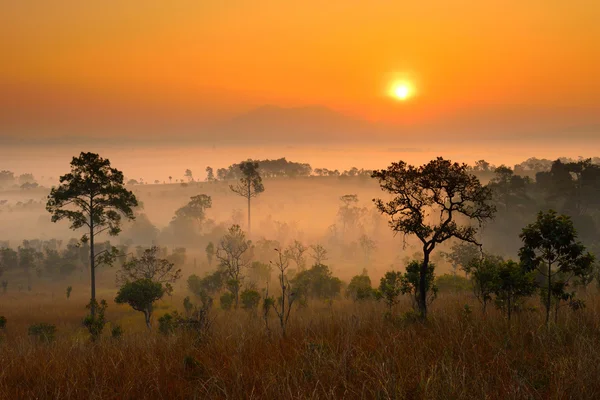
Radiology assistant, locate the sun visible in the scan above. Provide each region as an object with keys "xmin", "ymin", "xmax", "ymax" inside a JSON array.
[{"xmin": 389, "ymin": 81, "xmax": 413, "ymax": 101}]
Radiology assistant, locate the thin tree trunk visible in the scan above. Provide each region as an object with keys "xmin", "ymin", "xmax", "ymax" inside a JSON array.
[
  {"xmin": 90, "ymin": 217, "xmax": 96, "ymax": 317},
  {"xmin": 419, "ymin": 248, "xmax": 430, "ymax": 319},
  {"xmin": 247, "ymin": 194, "xmax": 251, "ymax": 235},
  {"xmin": 545, "ymin": 261, "xmax": 552, "ymax": 326},
  {"xmin": 145, "ymin": 309, "xmax": 152, "ymax": 329}
]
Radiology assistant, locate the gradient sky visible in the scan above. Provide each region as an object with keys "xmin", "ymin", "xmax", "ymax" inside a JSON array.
[{"xmin": 1, "ymin": 1, "xmax": 599, "ymax": 140}]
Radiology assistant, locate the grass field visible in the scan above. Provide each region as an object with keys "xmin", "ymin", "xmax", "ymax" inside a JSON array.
[{"xmin": 1, "ymin": 286, "xmax": 599, "ymax": 399}]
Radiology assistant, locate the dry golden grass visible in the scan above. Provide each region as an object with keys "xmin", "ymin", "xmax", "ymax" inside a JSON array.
[{"xmin": 1, "ymin": 289, "xmax": 600, "ymax": 399}]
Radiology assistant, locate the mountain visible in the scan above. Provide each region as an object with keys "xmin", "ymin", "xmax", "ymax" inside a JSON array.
[{"xmin": 206, "ymin": 104, "xmax": 382, "ymax": 145}]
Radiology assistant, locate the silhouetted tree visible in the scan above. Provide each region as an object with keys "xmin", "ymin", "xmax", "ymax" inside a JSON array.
[
  {"xmin": 519, "ymin": 210, "xmax": 594, "ymax": 326},
  {"xmin": 46, "ymin": 152, "xmax": 138, "ymax": 316},
  {"xmin": 115, "ymin": 279, "xmax": 165, "ymax": 329},
  {"xmin": 216, "ymin": 225, "xmax": 252, "ymax": 308},
  {"xmin": 372, "ymin": 158, "xmax": 495, "ymax": 318},
  {"xmin": 229, "ymin": 161, "xmax": 264, "ymax": 234}
]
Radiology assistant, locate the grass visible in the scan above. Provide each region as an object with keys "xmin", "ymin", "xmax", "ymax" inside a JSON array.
[{"xmin": 1, "ymin": 289, "xmax": 600, "ymax": 399}]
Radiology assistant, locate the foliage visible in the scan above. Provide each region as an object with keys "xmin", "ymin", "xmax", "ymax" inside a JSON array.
[
  {"xmin": 291, "ymin": 264, "xmax": 342, "ymax": 301},
  {"xmin": 240, "ymin": 289, "xmax": 261, "ymax": 310},
  {"xmin": 28, "ymin": 323, "xmax": 57, "ymax": 342},
  {"xmin": 111, "ymin": 325, "xmax": 124, "ymax": 339},
  {"xmin": 187, "ymin": 270, "xmax": 224, "ymax": 307},
  {"xmin": 66, "ymin": 286, "xmax": 72, "ymax": 299},
  {"xmin": 346, "ymin": 270, "xmax": 374, "ymax": 301},
  {"xmin": 377, "ymin": 271, "xmax": 404, "ymax": 313},
  {"xmin": 519, "ymin": 210, "xmax": 595, "ymax": 325},
  {"xmin": 117, "ymin": 246, "xmax": 182, "ymax": 295},
  {"xmin": 216, "ymin": 225, "xmax": 252, "ymax": 308},
  {"xmin": 115, "ymin": 279, "xmax": 165, "ymax": 329},
  {"xmin": 219, "ymin": 292, "xmax": 235, "ymax": 310},
  {"xmin": 465, "ymin": 255, "xmax": 502, "ymax": 314},
  {"xmin": 442, "ymin": 242, "xmax": 481, "ymax": 276},
  {"xmin": 435, "ymin": 274, "xmax": 471, "ymax": 293},
  {"xmin": 205, "ymin": 242, "xmax": 215, "ymax": 266},
  {"xmin": 83, "ymin": 299, "xmax": 108, "ymax": 341},
  {"xmin": 46, "ymin": 152, "xmax": 138, "ymax": 316},
  {"xmin": 0, "ymin": 316, "xmax": 6, "ymax": 329},
  {"xmin": 400, "ymin": 261, "xmax": 438, "ymax": 312},
  {"xmin": 229, "ymin": 161, "xmax": 264, "ymax": 233},
  {"xmin": 372, "ymin": 157, "xmax": 495, "ymax": 318},
  {"xmin": 493, "ymin": 260, "xmax": 536, "ymax": 321}
]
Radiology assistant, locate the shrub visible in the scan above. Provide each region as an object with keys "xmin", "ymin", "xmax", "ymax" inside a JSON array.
[
  {"xmin": 83, "ymin": 299, "xmax": 108, "ymax": 341},
  {"xmin": 435, "ymin": 274, "xmax": 471, "ymax": 293},
  {"xmin": 291, "ymin": 264, "xmax": 342, "ymax": 301},
  {"xmin": 66, "ymin": 286, "xmax": 72, "ymax": 299},
  {"xmin": 377, "ymin": 271, "xmax": 404, "ymax": 313},
  {"xmin": 346, "ymin": 271, "xmax": 374, "ymax": 301},
  {"xmin": 111, "ymin": 325, "xmax": 124, "ymax": 339},
  {"xmin": 115, "ymin": 279, "xmax": 165, "ymax": 329},
  {"xmin": 0, "ymin": 316, "xmax": 6, "ymax": 329},
  {"xmin": 240, "ymin": 289, "xmax": 261, "ymax": 310},
  {"xmin": 158, "ymin": 313, "xmax": 176, "ymax": 335},
  {"xmin": 220, "ymin": 292, "xmax": 235, "ymax": 310},
  {"xmin": 28, "ymin": 323, "xmax": 57, "ymax": 342}
]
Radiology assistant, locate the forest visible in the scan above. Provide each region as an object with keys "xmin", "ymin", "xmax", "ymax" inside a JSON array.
[{"xmin": 1, "ymin": 153, "xmax": 600, "ymax": 399}]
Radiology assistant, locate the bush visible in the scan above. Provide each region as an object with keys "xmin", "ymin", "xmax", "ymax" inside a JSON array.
[
  {"xmin": 346, "ymin": 272, "xmax": 374, "ymax": 301},
  {"xmin": 0, "ymin": 316, "xmax": 6, "ymax": 329},
  {"xmin": 220, "ymin": 293, "xmax": 235, "ymax": 310},
  {"xmin": 291, "ymin": 264, "xmax": 342, "ymax": 301},
  {"xmin": 28, "ymin": 323, "xmax": 57, "ymax": 342},
  {"xmin": 111, "ymin": 325, "xmax": 124, "ymax": 339},
  {"xmin": 83, "ymin": 300, "xmax": 108, "ymax": 341},
  {"xmin": 158, "ymin": 313, "xmax": 176, "ymax": 335},
  {"xmin": 435, "ymin": 274, "xmax": 471, "ymax": 293},
  {"xmin": 240, "ymin": 289, "xmax": 261, "ymax": 310}
]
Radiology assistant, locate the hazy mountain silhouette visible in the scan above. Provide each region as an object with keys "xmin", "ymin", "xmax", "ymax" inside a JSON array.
[{"xmin": 209, "ymin": 104, "xmax": 379, "ymax": 144}]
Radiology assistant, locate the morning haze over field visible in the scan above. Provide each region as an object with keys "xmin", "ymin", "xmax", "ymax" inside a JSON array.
[{"xmin": 1, "ymin": 2, "xmax": 600, "ymax": 399}]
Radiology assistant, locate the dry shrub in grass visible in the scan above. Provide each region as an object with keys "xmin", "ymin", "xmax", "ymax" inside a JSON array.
[{"xmin": 0, "ymin": 293, "xmax": 600, "ymax": 399}]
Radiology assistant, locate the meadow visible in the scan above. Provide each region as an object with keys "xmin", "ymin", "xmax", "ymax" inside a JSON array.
[{"xmin": 1, "ymin": 285, "xmax": 599, "ymax": 399}]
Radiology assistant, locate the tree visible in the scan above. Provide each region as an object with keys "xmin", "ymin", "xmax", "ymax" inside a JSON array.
[
  {"xmin": 291, "ymin": 264, "xmax": 342, "ymax": 301},
  {"xmin": 372, "ymin": 158, "xmax": 495, "ymax": 318},
  {"xmin": 463, "ymin": 254, "xmax": 501, "ymax": 314},
  {"xmin": 346, "ymin": 269, "xmax": 374, "ymax": 301},
  {"xmin": 337, "ymin": 194, "xmax": 365, "ymax": 242},
  {"xmin": 46, "ymin": 152, "xmax": 138, "ymax": 316},
  {"xmin": 400, "ymin": 260, "xmax": 438, "ymax": 312},
  {"xmin": 184, "ymin": 169, "xmax": 193, "ymax": 182},
  {"xmin": 216, "ymin": 225, "xmax": 252, "ymax": 308},
  {"xmin": 310, "ymin": 244, "xmax": 328, "ymax": 265},
  {"xmin": 493, "ymin": 260, "xmax": 536, "ymax": 322},
  {"xmin": 377, "ymin": 271, "xmax": 403, "ymax": 314},
  {"xmin": 117, "ymin": 246, "xmax": 182, "ymax": 295},
  {"xmin": 229, "ymin": 161, "xmax": 264, "ymax": 234},
  {"xmin": 205, "ymin": 166, "xmax": 215, "ymax": 182},
  {"xmin": 442, "ymin": 242, "xmax": 481, "ymax": 276},
  {"xmin": 286, "ymin": 240, "xmax": 307, "ymax": 270},
  {"xmin": 265, "ymin": 248, "xmax": 296, "ymax": 336},
  {"xmin": 169, "ymin": 176, "xmax": 172, "ymax": 184},
  {"xmin": 115, "ymin": 279, "xmax": 165, "ymax": 329},
  {"xmin": 519, "ymin": 210, "xmax": 595, "ymax": 326},
  {"xmin": 205, "ymin": 242, "xmax": 215, "ymax": 266},
  {"xmin": 359, "ymin": 234, "xmax": 376, "ymax": 266}
]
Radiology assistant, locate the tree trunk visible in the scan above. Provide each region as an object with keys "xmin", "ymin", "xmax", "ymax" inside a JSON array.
[
  {"xmin": 247, "ymin": 194, "xmax": 251, "ymax": 235},
  {"xmin": 90, "ymin": 219, "xmax": 96, "ymax": 317},
  {"xmin": 419, "ymin": 248, "xmax": 430, "ymax": 319},
  {"xmin": 507, "ymin": 296, "xmax": 512, "ymax": 323},
  {"xmin": 545, "ymin": 261, "xmax": 552, "ymax": 326},
  {"xmin": 144, "ymin": 309, "xmax": 152, "ymax": 330}
]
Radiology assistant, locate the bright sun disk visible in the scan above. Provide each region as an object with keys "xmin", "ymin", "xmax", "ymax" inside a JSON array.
[{"xmin": 390, "ymin": 82, "xmax": 413, "ymax": 101}]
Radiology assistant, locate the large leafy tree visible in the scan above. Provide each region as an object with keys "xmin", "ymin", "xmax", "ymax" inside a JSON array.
[
  {"xmin": 229, "ymin": 161, "xmax": 264, "ymax": 234},
  {"xmin": 372, "ymin": 157, "xmax": 495, "ymax": 318},
  {"xmin": 46, "ymin": 152, "xmax": 138, "ymax": 315},
  {"xmin": 519, "ymin": 210, "xmax": 595, "ymax": 326}
]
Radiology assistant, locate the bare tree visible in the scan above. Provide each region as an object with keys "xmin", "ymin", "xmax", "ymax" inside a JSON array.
[
  {"xmin": 216, "ymin": 225, "xmax": 252, "ymax": 308},
  {"xmin": 265, "ymin": 248, "xmax": 296, "ymax": 337},
  {"xmin": 310, "ymin": 244, "xmax": 328, "ymax": 265},
  {"xmin": 286, "ymin": 240, "xmax": 308, "ymax": 270}
]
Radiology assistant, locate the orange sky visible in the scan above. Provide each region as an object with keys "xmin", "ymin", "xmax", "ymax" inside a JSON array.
[{"xmin": 1, "ymin": 1, "xmax": 599, "ymax": 136}]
